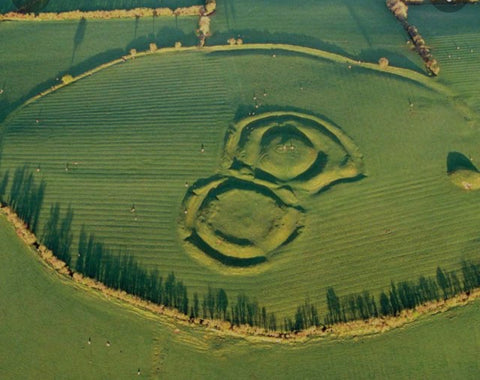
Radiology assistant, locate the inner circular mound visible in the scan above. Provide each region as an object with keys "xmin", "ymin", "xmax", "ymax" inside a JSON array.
[
  {"xmin": 258, "ymin": 125, "xmax": 318, "ymax": 181},
  {"xmin": 182, "ymin": 177, "xmax": 303, "ymax": 268},
  {"xmin": 202, "ymin": 189, "xmax": 284, "ymax": 246},
  {"xmin": 223, "ymin": 112, "xmax": 364, "ymax": 193}
]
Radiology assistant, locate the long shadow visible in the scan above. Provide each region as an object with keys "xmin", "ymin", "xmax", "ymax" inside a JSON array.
[
  {"xmin": 447, "ymin": 151, "xmax": 478, "ymax": 173},
  {"xmin": 0, "ymin": 47, "xmax": 126, "ymax": 124},
  {"xmin": 357, "ymin": 47, "xmax": 424, "ymax": 74},
  {"xmin": 134, "ymin": 15, "xmax": 140, "ymax": 39},
  {"xmin": 233, "ymin": 103, "xmax": 352, "ymax": 147},
  {"xmin": 66, "ymin": 48, "xmax": 125, "ymax": 77},
  {"xmin": 314, "ymin": 174, "xmax": 366, "ymax": 197},
  {"xmin": 42, "ymin": 202, "xmax": 75, "ymax": 265},
  {"xmin": 186, "ymin": 230, "xmax": 267, "ymax": 267},
  {"xmin": 292, "ymin": 152, "xmax": 329, "ymax": 182},
  {"xmin": 6, "ymin": 165, "xmax": 46, "ymax": 233},
  {"xmin": 198, "ymin": 177, "xmax": 303, "ymax": 211},
  {"xmin": 207, "ymin": 29, "xmax": 352, "ymax": 58},
  {"xmin": 342, "ymin": 0, "xmax": 372, "ymax": 48},
  {"xmin": 232, "ymin": 104, "xmax": 346, "ymax": 129},
  {"xmin": 0, "ymin": 96, "xmax": 11, "ymax": 123},
  {"xmin": 222, "ymin": 0, "xmax": 237, "ymax": 29},
  {"xmin": 72, "ymin": 17, "xmax": 87, "ymax": 65},
  {"xmin": 125, "ymin": 26, "xmax": 197, "ymax": 52}
]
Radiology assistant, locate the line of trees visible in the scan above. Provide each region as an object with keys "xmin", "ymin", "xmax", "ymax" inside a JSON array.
[
  {"xmin": 74, "ymin": 228, "xmax": 284, "ymax": 330},
  {"xmin": 386, "ymin": 0, "xmax": 440, "ymax": 75},
  {"xmin": 76, "ymin": 227, "xmax": 190, "ymax": 314},
  {"xmin": 325, "ymin": 261, "xmax": 480, "ymax": 325},
  {"xmin": 3, "ymin": 166, "xmax": 480, "ymax": 333}
]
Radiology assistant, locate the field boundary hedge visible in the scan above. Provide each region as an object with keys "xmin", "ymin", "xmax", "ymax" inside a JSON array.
[
  {"xmin": 2, "ymin": 205, "xmax": 480, "ymax": 342},
  {"xmin": 0, "ymin": 0, "xmax": 216, "ymax": 20}
]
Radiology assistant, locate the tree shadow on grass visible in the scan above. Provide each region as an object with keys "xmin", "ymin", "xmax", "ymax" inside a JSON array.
[
  {"xmin": 357, "ymin": 47, "xmax": 424, "ymax": 74},
  {"xmin": 0, "ymin": 48, "xmax": 126, "ymax": 124},
  {"xmin": 71, "ymin": 17, "xmax": 87, "ymax": 65},
  {"xmin": 221, "ymin": 0, "xmax": 237, "ymax": 29},
  {"xmin": 125, "ymin": 26, "xmax": 197, "ymax": 51},
  {"xmin": 447, "ymin": 151, "xmax": 478, "ymax": 173},
  {"xmin": 342, "ymin": 0, "xmax": 372, "ymax": 48},
  {"xmin": 207, "ymin": 29, "xmax": 352, "ymax": 59}
]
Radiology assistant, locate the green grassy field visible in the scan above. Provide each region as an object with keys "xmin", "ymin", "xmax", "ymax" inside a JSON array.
[
  {"xmin": 1, "ymin": 213, "xmax": 479, "ymax": 379},
  {"xmin": 0, "ymin": 17, "xmax": 198, "ymax": 122},
  {"xmin": 408, "ymin": 4, "xmax": 480, "ymax": 112},
  {"xmin": 2, "ymin": 44, "xmax": 480, "ymax": 318},
  {"xmin": 210, "ymin": 0, "xmax": 425, "ymax": 72},
  {"xmin": 0, "ymin": 0, "xmax": 203, "ymax": 13},
  {"xmin": 2, "ymin": 0, "xmax": 480, "ymax": 377}
]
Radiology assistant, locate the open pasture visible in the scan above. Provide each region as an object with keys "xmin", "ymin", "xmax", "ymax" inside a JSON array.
[
  {"xmin": 408, "ymin": 4, "xmax": 480, "ymax": 112},
  {"xmin": 1, "ymin": 1, "xmax": 480, "ymax": 377},
  {"xmin": 0, "ymin": 17, "xmax": 198, "ymax": 123},
  {"xmin": 210, "ymin": 0, "xmax": 425, "ymax": 72},
  {"xmin": 2, "ymin": 44, "xmax": 480, "ymax": 317}
]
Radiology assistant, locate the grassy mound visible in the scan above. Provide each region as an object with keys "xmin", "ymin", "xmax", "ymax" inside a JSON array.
[
  {"xmin": 447, "ymin": 151, "xmax": 480, "ymax": 190},
  {"xmin": 223, "ymin": 112, "xmax": 364, "ymax": 193},
  {"xmin": 258, "ymin": 124, "xmax": 318, "ymax": 182},
  {"xmin": 180, "ymin": 176, "xmax": 303, "ymax": 269}
]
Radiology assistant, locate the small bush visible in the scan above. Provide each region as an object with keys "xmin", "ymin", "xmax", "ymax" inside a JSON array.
[
  {"xmin": 61, "ymin": 74, "xmax": 74, "ymax": 84},
  {"xmin": 378, "ymin": 57, "xmax": 389, "ymax": 69},
  {"xmin": 149, "ymin": 42, "xmax": 158, "ymax": 52}
]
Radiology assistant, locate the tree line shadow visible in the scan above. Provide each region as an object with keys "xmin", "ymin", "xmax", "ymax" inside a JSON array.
[
  {"xmin": 0, "ymin": 165, "xmax": 45, "ymax": 233},
  {"xmin": 0, "ymin": 24, "xmax": 197, "ymax": 125},
  {"xmin": 208, "ymin": 28, "xmax": 423, "ymax": 74},
  {"xmin": 3, "ymin": 163, "xmax": 480, "ymax": 333}
]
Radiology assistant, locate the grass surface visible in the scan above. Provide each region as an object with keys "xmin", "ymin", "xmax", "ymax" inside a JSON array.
[
  {"xmin": 210, "ymin": 0, "xmax": 425, "ymax": 72},
  {"xmin": 1, "ymin": 2, "xmax": 480, "ymax": 377},
  {"xmin": 0, "ymin": 215, "xmax": 157, "ymax": 378},
  {"xmin": 1, "ymin": 212, "xmax": 479, "ymax": 379},
  {"xmin": 408, "ymin": 4, "xmax": 480, "ymax": 112},
  {"xmin": 0, "ymin": 17, "xmax": 198, "ymax": 121},
  {"xmin": 2, "ymin": 46, "xmax": 480, "ymax": 317}
]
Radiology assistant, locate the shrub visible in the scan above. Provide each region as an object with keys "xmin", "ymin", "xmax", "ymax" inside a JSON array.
[
  {"xmin": 61, "ymin": 74, "xmax": 74, "ymax": 84},
  {"xmin": 149, "ymin": 42, "xmax": 158, "ymax": 52},
  {"xmin": 378, "ymin": 57, "xmax": 389, "ymax": 69}
]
